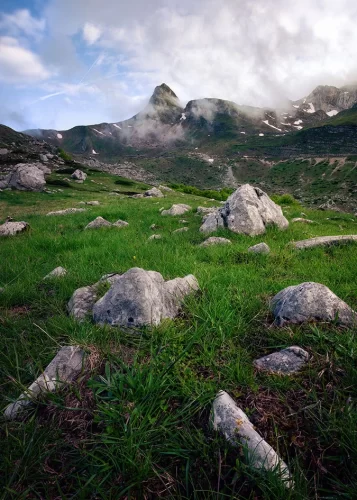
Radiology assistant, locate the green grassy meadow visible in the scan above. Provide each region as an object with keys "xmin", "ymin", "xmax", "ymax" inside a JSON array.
[{"xmin": 1, "ymin": 171, "xmax": 357, "ymax": 498}]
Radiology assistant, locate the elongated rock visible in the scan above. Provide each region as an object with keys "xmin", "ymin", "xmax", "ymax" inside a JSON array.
[
  {"xmin": 253, "ymin": 346, "xmax": 309, "ymax": 374},
  {"xmin": 43, "ymin": 266, "xmax": 67, "ymax": 279},
  {"xmin": 213, "ymin": 391, "xmax": 292, "ymax": 487},
  {"xmin": 47, "ymin": 208, "xmax": 86, "ymax": 216},
  {"xmin": 292, "ymin": 235, "xmax": 357, "ymax": 249},
  {"xmin": 200, "ymin": 237, "xmax": 231, "ymax": 247},
  {"xmin": 271, "ymin": 282, "xmax": 357, "ymax": 327},
  {"xmin": 4, "ymin": 346, "xmax": 85, "ymax": 420}
]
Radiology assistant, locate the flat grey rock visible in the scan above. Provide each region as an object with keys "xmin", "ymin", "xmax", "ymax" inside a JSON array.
[
  {"xmin": 145, "ymin": 187, "xmax": 164, "ymax": 198},
  {"xmin": 161, "ymin": 204, "xmax": 191, "ymax": 216},
  {"xmin": 248, "ymin": 242, "xmax": 270, "ymax": 254},
  {"xmin": 86, "ymin": 200, "xmax": 100, "ymax": 206},
  {"xmin": 200, "ymin": 237, "xmax": 231, "ymax": 247},
  {"xmin": 0, "ymin": 221, "xmax": 29, "ymax": 236},
  {"xmin": 200, "ymin": 185, "xmax": 289, "ymax": 235},
  {"xmin": 212, "ymin": 391, "xmax": 292, "ymax": 487},
  {"xmin": 112, "ymin": 219, "xmax": 129, "ymax": 228},
  {"xmin": 43, "ymin": 266, "xmax": 67, "ymax": 279},
  {"xmin": 93, "ymin": 267, "xmax": 199, "ymax": 328},
  {"xmin": 293, "ymin": 235, "xmax": 357, "ymax": 249},
  {"xmin": 4, "ymin": 346, "xmax": 85, "ymax": 420},
  {"xmin": 47, "ymin": 208, "xmax": 86, "ymax": 216},
  {"xmin": 173, "ymin": 227, "xmax": 189, "ymax": 233},
  {"xmin": 271, "ymin": 282, "xmax": 357, "ymax": 327},
  {"xmin": 71, "ymin": 169, "xmax": 87, "ymax": 181},
  {"xmin": 197, "ymin": 206, "xmax": 218, "ymax": 215},
  {"xmin": 253, "ymin": 346, "xmax": 309, "ymax": 374},
  {"xmin": 148, "ymin": 234, "xmax": 162, "ymax": 240},
  {"xmin": 291, "ymin": 218, "xmax": 314, "ymax": 224}
]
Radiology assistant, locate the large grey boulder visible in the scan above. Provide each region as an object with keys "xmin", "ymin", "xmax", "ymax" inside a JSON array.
[
  {"xmin": 200, "ymin": 237, "xmax": 231, "ymax": 247},
  {"xmin": 161, "ymin": 204, "xmax": 191, "ymax": 216},
  {"xmin": 200, "ymin": 185, "xmax": 289, "ymax": 236},
  {"xmin": 145, "ymin": 187, "xmax": 164, "ymax": 198},
  {"xmin": 213, "ymin": 391, "xmax": 292, "ymax": 487},
  {"xmin": 4, "ymin": 346, "xmax": 85, "ymax": 420},
  {"xmin": 248, "ymin": 242, "xmax": 270, "ymax": 254},
  {"xmin": 7, "ymin": 163, "xmax": 46, "ymax": 192},
  {"xmin": 293, "ymin": 235, "xmax": 357, "ymax": 250},
  {"xmin": 71, "ymin": 169, "xmax": 87, "ymax": 181},
  {"xmin": 93, "ymin": 267, "xmax": 199, "ymax": 328},
  {"xmin": 0, "ymin": 221, "xmax": 29, "ymax": 236},
  {"xmin": 253, "ymin": 346, "xmax": 309, "ymax": 375},
  {"xmin": 271, "ymin": 282, "xmax": 357, "ymax": 327}
]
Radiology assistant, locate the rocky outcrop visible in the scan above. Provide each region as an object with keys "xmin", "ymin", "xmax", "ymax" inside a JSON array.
[
  {"xmin": 4, "ymin": 346, "xmax": 85, "ymax": 420},
  {"xmin": 145, "ymin": 187, "xmax": 164, "ymax": 198},
  {"xmin": 248, "ymin": 242, "xmax": 270, "ymax": 254},
  {"xmin": 92, "ymin": 268, "xmax": 199, "ymax": 328},
  {"xmin": 6, "ymin": 163, "xmax": 46, "ymax": 191},
  {"xmin": 253, "ymin": 346, "xmax": 309, "ymax": 374},
  {"xmin": 292, "ymin": 235, "xmax": 357, "ymax": 249},
  {"xmin": 71, "ymin": 169, "xmax": 87, "ymax": 181},
  {"xmin": 161, "ymin": 204, "xmax": 191, "ymax": 216},
  {"xmin": 200, "ymin": 237, "xmax": 231, "ymax": 247},
  {"xmin": 0, "ymin": 221, "xmax": 29, "ymax": 236},
  {"xmin": 271, "ymin": 282, "xmax": 357, "ymax": 327},
  {"xmin": 212, "ymin": 391, "xmax": 292, "ymax": 487},
  {"xmin": 200, "ymin": 185, "xmax": 289, "ymax": 236}
]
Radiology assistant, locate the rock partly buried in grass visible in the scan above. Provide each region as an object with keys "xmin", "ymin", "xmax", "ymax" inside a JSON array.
[
  {"xmin": 161, "ymin": 204, "xmax": 191, "ymax": 216},
  {"xmin": 86, "ymin": 200, "xmax": 100, "ymax": 206},
  {"xmin": 291, "ymin": 218, "xmax": 314, "ymax": 224},
  {"xmin": 271, "ymin": 282, "xmax": 357, "ymax": 327},
  {"xmin": 112, "ymin": 219, "xmax": 129, "ymax": 228},
  {"xmin": 85, "ymin": 216, "xmax": 112, "ymax": 229},
  {"xmin": 197, "ymin": 206, "xmax": 218, "ymax": 215},
  {"xmin": 7, "ymin": 163, "xmax": 46, "ymax": 192},
  {"xmin": 71, "ymin": 169, "xmax": 87, "ymax": 181},
  {"xmin": 158, "ymin": 185, "xmax": 173, "ymax": 192},
  {"xmin": 253, "ymin": 346, "xmax": 309, "ymax": 375},
  {"xmin": 93, "ymin": 267, "xmax": 199, "ymax": 328},
  {"xmin": 68, "ymin": 273, "xmax": 121, "ymax": 320},
  {"xmin": 148, "ymin": 234, "xmax": 162, "ymax": 240},
  {"xmin": 173, "ymin": 227, "xmax": 189, "ymax": 233},
  {"xmin": 0, "ymin": 221, "xmax": 29, "ymax": 236},
  {"xmin": 212, "ymin": 391, "xmax": 292, "ymax": 487},
  {"xmin": 4, "ymin": 346, "xmax": 85, "ymax": 420},
  {"xmin": 43, "ymin": 266, "xmax": 67, "ymax": 280},
  {"xmin": 248, "ymin": 242, "xmax": 270, "ymax": 254},
  {"xmin": 200, "ymin": 237, "xmax": 231, "ymax": 247},
  {"xmin": 145, "ymin": 187, "xmax": 164, "ymax": 198},
  {"xmin": 200, "ymin": 184, "xmax": 289, "ymax": 236},
  {"xmin": 292, "ymin": 235, "xmax": 357, "ymax": 250},
  {"xmin": 47, "ymin": 208, "xmax": 86, "ymax": 216}
]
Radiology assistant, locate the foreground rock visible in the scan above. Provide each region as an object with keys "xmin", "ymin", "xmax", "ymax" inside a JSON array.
[
  {"xmin": 248, "ymin": 242, "xmax": 270, "ymax": 254},
  {"xmin": 200, "ymin": 185, "xmax": 289, "ymax": 236},
  {"xmin": 292, "ymin": 235, "xmax": 357, "ymax": 250},
  {"xmin": 0, "ymin": 221, "xmax": 29, "ymax": 236},
  {"xmin": 47, "ymin": 208, "xmax": 86, "ymax": 216},
  {"xmin": 253, "ymin": 346, "xmax": 309, "ymax": 375},
  {"xmin": 4, "ymin": 346, "xmax": 85, "ymax": 420},
  {"xmin": 271, "ymin": 282, "xmax": 357, "ymax": 327},
  {"xmin": 43, "ymin": 266, "xmax": 67, "ymax": 280},
  {"xmin": 213, "ymin": 391, "xmax": 292, "ymax": 486},
  {"xmin": 6, "ymin": 163, "xmax": 46, "ymax": 191},
  {"xmin": 93, "ymin": 268, "xmax": 199, "ymax": 327},
  {"xmin": 145, "ymin": 187, "xmax": 164, "ymax": 198},
  {"xmin": 71, "ymin": 169, "xmax": 87, "ymax": 181},
  {"xmin": 200, "ymin": 237, "xmax": 231, "ymax": 247},
  {"xmin": 161, "ymin": 204, "xmax": 191, "ymax": 216}
]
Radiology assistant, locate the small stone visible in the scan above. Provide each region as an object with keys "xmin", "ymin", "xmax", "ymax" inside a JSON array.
[
  {"xmin": 200, "ymin": 237, "xmax": 231, "ymax": 247},
  {"xmin": 4, "ymin": 346, "xmax": 85, "ymax": 420},
  {"xmin": 47, "ymin": 208, "xmax": 86, "ymax": 216},
  {"xmin": 161, "ymin": 204, "xmax": 191, "ymax": 216},
  {"xmin": 173, "ymin": 227, "xmax": 189, "ymax": 233},
  {"xmin": 253, "ymin": 346, "xmax": 309, "ymax": 374},
  {"xmin": 112, "ymin": 220, "xmax": 129, "ymax": 228},
  {"xmin": 148, "ymin": 234, "xmax": 162, "ymax": 240},
  {"xmin": 292, "ymin": 218, "xmax": 314, "ymax": 224},
  {"xmin": 150, "ymin": 224, "xmax": 158, "ymax": 230},
  {"xmin": 248, "ymin": 242, "xmax": 270, "ymax": 254},
  {"xmin": 179, "ymin": 219, "xmax": 188, "ymax": 224},
  {"xmin": 43, "ymin": 266, "xmax": 67, "ymax": 280},
  {"xmin": 86, "ymin": 201, "xmax": 100, "ymax": 206},
  {"xmin": 85, "ymin": 216, "xmax": 112, "ymax": 229}
]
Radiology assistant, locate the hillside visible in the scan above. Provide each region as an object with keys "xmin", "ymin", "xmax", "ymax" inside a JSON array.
[{"xmin": 1, "ymin": 171, "xmax": 357, "ymax": 498}]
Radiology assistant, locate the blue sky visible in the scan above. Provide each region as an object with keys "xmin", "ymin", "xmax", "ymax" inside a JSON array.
[{"xmin": 1, "ymin": 0, "xmax": 357, "ymax": 131}]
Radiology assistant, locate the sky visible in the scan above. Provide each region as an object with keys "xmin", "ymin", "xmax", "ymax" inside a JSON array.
[{"xmin": 1, "ymin": 0, "xmax": 357, "ymax": 131}]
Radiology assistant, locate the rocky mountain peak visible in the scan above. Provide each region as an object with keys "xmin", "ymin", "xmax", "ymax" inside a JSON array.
[{"xmin": 149, "ymin": 83, "xmax": 180, "ymax": 108}]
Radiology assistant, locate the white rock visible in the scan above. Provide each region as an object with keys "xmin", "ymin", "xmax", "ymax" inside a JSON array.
[
  {"xmin": 71, "ymin": 169, "xmax": 87, "ymax": 181},
  {"xmin": 145, "ymin": 187, "xmax": 164, "ymax": 198},
  {"xmin": 213, "ymin": 391, "xmax": 292, "ymax": 487},
  {"xmin": 173, "ymin": 227, "xmax": 189, "ymax": 233},
  {"xmin": 43, "ymin": 266, "xmax": 67, "ymax": 280},
  {"xmin": 0, "ymin": 221, "xmax": 29, "ymax": 236}
]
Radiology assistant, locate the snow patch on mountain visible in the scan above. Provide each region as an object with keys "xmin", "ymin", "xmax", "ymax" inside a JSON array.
[
  {"xmin": 327, "ymin": 110, "xmax": 338, "ymax": 117},
  {"xmin": 262, "ymin": 120, "xmax": 282, "ymax": 132}
]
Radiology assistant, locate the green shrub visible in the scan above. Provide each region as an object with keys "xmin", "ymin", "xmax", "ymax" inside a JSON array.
[
  {"xmin": 46, "ymin": 179, "xmax": 71, "ymax": 187},
  {"xmin": 168, "ymin": 183, "xmax": 234, "ymax": 201},
  {"xmin": 58, "ymin": 148, "xmax": 72, "ymax": 162},
  {"xmin": 271, "ymin": 193, "xmax": 297, "ymax": 205},
  {"xmin": 55, "ymin": 167, "xmax": 76, "ymax": 174}
]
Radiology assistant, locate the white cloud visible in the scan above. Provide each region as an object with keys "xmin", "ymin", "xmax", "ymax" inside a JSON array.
[
  {"xmin": 0, "ymin": 9, "xmax": 45, "ymax": 40},
  {"xmin": 83, "ymin": 23, "xmax": 101, "ymax": 45},
  {"xmin": 0, "ymin": 37, "xmax": 50, "ymax": 83}
]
